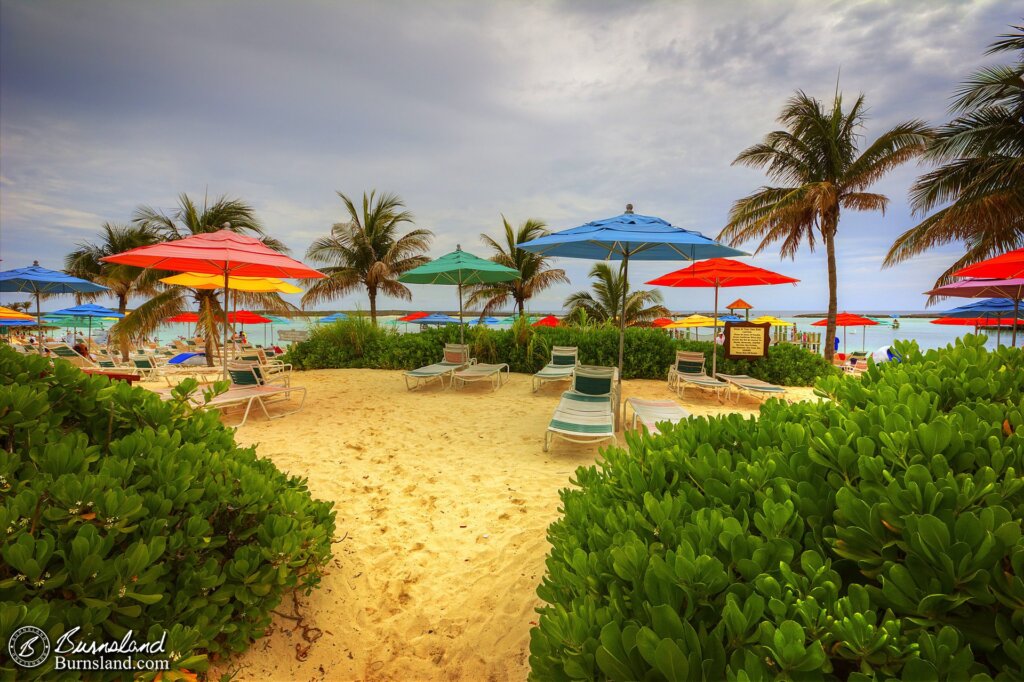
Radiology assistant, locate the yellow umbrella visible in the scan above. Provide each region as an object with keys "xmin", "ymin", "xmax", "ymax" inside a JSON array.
[
  {"xmin": 159, "ymin": 272, "xmax": 302, "ymax": 294},
  {"xmin": 666, "ymin": 314, "xmax": 717, "ymax": 329},
  {"xmin": 751, "ymin": 315, "xmax": 794, "ymax": 326},
  {"xmin": 0, "ymin": 306, "xmax": 35, "ymax": 320}
]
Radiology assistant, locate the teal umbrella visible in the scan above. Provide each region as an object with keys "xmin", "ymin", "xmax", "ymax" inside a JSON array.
[{"xmin": 399, "ymin": 245, "xmax": 520, "ymax": 343}]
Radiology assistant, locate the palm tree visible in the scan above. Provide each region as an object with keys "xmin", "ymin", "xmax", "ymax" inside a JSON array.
[
  {"xmin": 301, "ymin": 191, "xmax": 433, "ymax": 324},
  {"xmin": 884, "ymin": 24, "xmax": 1024, "ymax": 290},
  {"xmin": 564, "ymin": 262, "xmax": 668, "ymax": 326},
  {"xmin": 65, "ymin": 222, "xmax": 163, "ymax": 357},
  {"xmin": 465, "ymin": 217, "xmax": 568, "ymax": 318},
  {"xmin": 719, "ymin": 90, "xmax": 930, "ymax": 360},
  {"xmin": 115, "ymin": 193, "xmax": 294, "ymax": 364}
]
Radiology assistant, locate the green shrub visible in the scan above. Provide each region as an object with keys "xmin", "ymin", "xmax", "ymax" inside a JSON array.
[
  {"xmin": 0, "ymin": 348, "xmax": 336, "ymax": 679},
  {"xmin": 285, "ymin": 320, "xmax": 831, "ymax": 385},
  {"xmin": 529, "ymin": 335, "xmax": 1024, "ymax": 680}
]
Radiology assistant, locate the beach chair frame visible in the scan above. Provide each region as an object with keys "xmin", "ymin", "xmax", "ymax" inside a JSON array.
[
  {"xmin": 624, "ymin": 398, "xmax": 690, "ymax": 435},
  {"xmin": 715, "ymin": 373, "xmax": 788, "ymax": 404},
  {"xmin": 544, "ymin": 365, "xmax": 618, "ymax": 452},
  {"xmin": 532, "ymin": 346, "xmax": 579, "ymax": 392},
  {"xmin": 45, "ymin": 343, "xmax": 98, "ymax": 369},
  {"xmin": 403, "ymin": 343, "xmax": 475, "ymax": 391},
  {"xmin": 452, "ymin": 363, "xmax": 510, "ymax": 391},
  {"xmin": 668, "ymin": 350, "xmax": 727, "ymax": 400}
]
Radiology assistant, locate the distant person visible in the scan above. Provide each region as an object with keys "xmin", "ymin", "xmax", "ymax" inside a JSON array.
[
  {"xmin": 72, "ymin": 342, "xmax": 92, "ymax": 360},
  {"xmin": 715, "ymin": 332, "xmax": 725, "ymax": 345}
]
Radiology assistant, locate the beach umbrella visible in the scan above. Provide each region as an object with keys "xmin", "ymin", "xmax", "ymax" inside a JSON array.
[
  {"xmin": 397, "ymin": 311, "xmax": 429, "ymax": 322},
  {"xmin": 940, "ymin": 298, "xmax": 1021, "ymax": 346},
  {"xmin": 648, "ymin": 258, "xmax": 798, "ymax": 376},
  {"xmin": 811, "ymin": 312, "xmax": 878, "ymax": 353},
  {"xmin": 751, "ymin": 315, "xmax": 794, "ymax": 326},
  {"xmin": 726, "ymin": 298, "xmax": 754, "ymax": 321},
  {"xmin": 651, "ymin": 317, "xmax": 673, "ymax": 328},
  {"xmin": 925, "ymin": 278, "xmax": 1024, "ymax": 346},
  {"xmin": 319, "ymin": 312, "xmax": 349, "ymax": 323},
  {"xmin": 228, "ymin": 310, "xmax": 272, "ymax": 325},
  {"xmin": 518, "ymin": 205, "xmax": 745, "ymax": 423},
  {"xmin": 0, "ymin": 261, "xmax": 109, "ymax": 324},
  {"xmin": 0, "ymin": 318, "xmax": 36, "ymax": 327},
  {"xmin": 475, "ymin": 316, "xmax": 501, "ymax": 325},
  {"xmin": 532, "ymin": 315, "xmax": 560, "ymax": 327},
  {"xmin": 398, "ymin": 246, "xmax": 520, "ymax": 343},
  {"xmin": 159, "ymin": 272, "xmax": 302, "ymax": 293},
  {"xmin": 667, "ymin": 314, "xmax": 717, "ymax": 328},
  {"xmin": 102, "ymin": 228, "xmax": 324, "ymax": 378},
  {"xmin": 718, "ymin": 314, "xmax": 744, "ymax": 323},
  {"xmin": 410, "ymin": 313, "xmax": 461, "ymax": 325},
  {"xmin": 0, "ymin": 306, "xmax": 35, "ymax": 321},
  {"xmin": 49, "ymin": 303, "xmax": 124, "ymax": 342},
  {"xmin": 954, "ymin": 248, "xmax": 1024, "ymax": 280}
]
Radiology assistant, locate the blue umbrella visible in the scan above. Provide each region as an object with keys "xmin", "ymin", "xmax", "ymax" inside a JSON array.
[
  {"xmin": 0, "ymin": 261, "xmax": 109, "ymax": 323},
  {"xmin": 943, "ymin": 298, "xmax": 1021, "ymax": 346},
  {"xmin": 475, "ymin": 316, "xmax": 501, "ymax": 325},
  {"xmin": 319, "ymin": 312, "xmax": 349, "ymax": 323},
  {"xmin": 410, "ymin": 313, "xmax": 461, "ymax": 325},
  {"xmin": 0, "ymin": 318, "xmax": 37, "ymax": 327},
  {"xmin": 718, "ymin": 314, "xmax": 744, "ymax": 323},
  {"xmin": 49, "ymin": 303, "xmax": 124, "ymax": 341},
  {"xmin": 517, "ymin": 204, "xmax": 745, "ymax": 417}
]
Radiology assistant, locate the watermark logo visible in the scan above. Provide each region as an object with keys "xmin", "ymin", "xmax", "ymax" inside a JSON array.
[{"xmin": 8, "ymin": 626, "xmax": 51, "ymax": 669}]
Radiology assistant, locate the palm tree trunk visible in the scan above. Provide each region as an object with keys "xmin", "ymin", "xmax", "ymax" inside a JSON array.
[
  {"xmin": 117, "ymin": 294, "xmax": 131, "ymax": 361},
  {"xmin": 368, "ymin": 289, "xmax": 377, "ymax": 325},
  {"xmin": 823, "ymin": 221, "xmax": 839, "ymax": 362}
]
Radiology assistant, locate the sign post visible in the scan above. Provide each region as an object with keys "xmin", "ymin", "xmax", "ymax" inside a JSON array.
[{"xmin": 724, "ymin": 322, "xmax": 771, "ymax": 360}]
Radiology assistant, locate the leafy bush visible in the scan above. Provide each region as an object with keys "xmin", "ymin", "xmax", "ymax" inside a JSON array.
[
  {"xmin": 529, "ymin": 336, "xmax": 1024, "ymax": 680},
  {"xmin": 285, "ymin": 320, "xmax": 831, "ymax": 385},
  {"xmin": 0, "ymin": 348, "xmax": 336, "ymax": 679}
]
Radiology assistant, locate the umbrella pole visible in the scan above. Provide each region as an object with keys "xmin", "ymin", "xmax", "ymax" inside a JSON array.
[
  {"xmin": 458, "ymin": 282, "xmax": 464, "ymax": 345},
  {"xmin": 222, "ymin": 270, "xmax": 230, "ymax": 380},
  {"xmin": 997, "ymin": 314, "xmax": 1002, "ymax": 347},
  {"xmin": 1014, "ymin": 299, "xmax": 1020, "ymax": 347},
  {"xmin": 712, "ymin": 281, "xmax": 720, "ymax": 378},
  {"xmin": 616, "ymin": 255, "xmax": 629, "ymax": 430},
  {"xmin": 843, "ymin": 327, "xmax": 847, "ymax": 355}
]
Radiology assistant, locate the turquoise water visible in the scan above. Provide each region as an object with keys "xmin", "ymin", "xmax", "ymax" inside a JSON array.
[{"xmin": 142, "ymin": 312, "xmax": 1020, "ymax": 352}]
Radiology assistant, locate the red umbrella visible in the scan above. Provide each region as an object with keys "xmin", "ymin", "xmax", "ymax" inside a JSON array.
[
  {"xmin": 166, "ymin": 312, "xmax": 199, "ymax": 323},
  {"xmin": 954, "ymin": 248, "xmax": 1024, "ymax": 280},
  {"xmin": 811, "ymin": 312, "xmax": 878, "ymax": 354},
  {"xmin": 397, "ymin": 311, "xmax": 429, "ymax": 322},
  {"xmin": 648, "ymin": 258, "xmax": 798, "ymax": 375},
  {"xmin": 228, "ymin": 310, "xmax": 272, "ymax": 324},
  {"xmin": 651, "ymin": 317, "xmax": 673, "ymax": 328},
  {"xmin": 532, "ymin": 315, "xmax": 560, "ymax": 327},
  {"xmin": 103, "ymin": 229, "xmax": 324, "ymax": 377},
  {"xmin": 925, "ymin": 277, "xmax": 1024, "ymax": 346},
  {"xmin": 931, "ymin": 316, "xmax": 1022, "ymax": 326}
]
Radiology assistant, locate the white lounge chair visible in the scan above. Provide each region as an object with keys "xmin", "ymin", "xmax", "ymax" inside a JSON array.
[
  {"xmin": 668, "ymin": 350, "xmax": 727, "ymax": 399},
  {"xmin": 46, "ymin": 343, "xmax": 97, "ymax": 368},
  {"xmin": 716, "ymin": 373, "xmax": 788, "ymax": 403},
  {"xmin": 532, "ymin": 346, "xmax": 579, "ymax": 392},
  {"xmin": 404, "ymin": 343, "xmax": 475, "ymax": 391},
  {"xmin": 452, "ymin": 363, "xmax": 510, "ymax": 391},
  {"xmin": 544, "ymin": 365, "xmax": 618, "ymax": 452},
  {"xmin": 160, "ymin": 371, "xmax": 307, "ymax": 426},
  {"xmin": 624, "ymin": 398, "xmax": 690, "ymax": 435}
]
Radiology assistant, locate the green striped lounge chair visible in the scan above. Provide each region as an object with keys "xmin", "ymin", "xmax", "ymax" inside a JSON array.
[
  {"xmin": 668, "ymin": 350, "xmax": 727, "ymax": 399},
  {"xmin": 544, "ymin": 365, "xmax": 618, "ymax": 452},
  {"xmin": 403, "ymin": 344, "xmax": 474, "ymax": 391},
  {"xmin": 715, "ymin": 373, "xmax": 788, "ymax": 403},
  {"xmin": 625, "ymin": 398, "xmax": 690, "ymax": 436},
  {"xmin": 163, "ymin": 364, "xmax": 307, "ymax": 426},
  {"xmin": 532, "ymin": 346, "xmax": 578, "ymax": 392},
  {"xmin": 46, "ymin": 343, "xmax": 97, "ymax": 368}
]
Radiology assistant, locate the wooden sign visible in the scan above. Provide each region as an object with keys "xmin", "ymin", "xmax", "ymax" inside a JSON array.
[
  {"xmin": 724, "ymin": 322, "xmax": 770, "ymax": 360},
  {"xmin": 277, "ymin": 330, "xmax": 309, "ymax": 342}
]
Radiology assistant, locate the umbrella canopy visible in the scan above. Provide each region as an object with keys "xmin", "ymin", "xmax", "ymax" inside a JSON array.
[
  {"xmin": 102, "ymin": 229, "xmax": 324, "ymax": 378},
  {"xmin": 0, "ymin": 261, "xmax": 109, "ymax": 322},
  {"xmin": 651, "ymin": 317, "xmax": 674, "ymax": 328},
  {"xmin": 718, "ymin": 314, "xmax": 744, "ymax": 323},
  {"xmin": 954, "ymin": 248, "xmax": 1024, "ymax": 280},
  {"xmin": 475, "ymin": 316, "xmax": 501, "ymax": 325},
  {"xmin": 666, "ymin": 314, "xmax": 717, "ymax": 329},
  {"xmin": 926, "ymin": 277, "xmax": 1024, "ymax": 346},
  {"xmin": 751, "ymin": 315, "xmax": 794, "ymax": 327},
  {"xmin": 0, "ymin": 318, "xmax": 37, "ymax": 327},
  {"xmin": 518, "ymin": 205, "xmax": 745, "ymax": 423},
  {"xmin": 648, "ymin": 258, "xmax": 798, "ymax": 375},
  {"xmin": 397, "ymin": 311, "xmax": 429, "ymax": 322},
  {"xmin": 49, "ymin": 303, "xmax": 125, "ymax": 341},
  {"xmin": 160, "ymin": 272, "xmax": 303, "ymax": 294},
  {"xmin": 399, "ymin": 246, "xmax": 520, "ymax": 343},
  {"xmin": 0, "ymin": 306, "xmax": 35, "ymax": 321},
  {"xmin": 166, "ymin": 312, "xmax": 200, "ymax": 323},
  {"xmin": 319, "ymin": 312, "xmax": 349, "ymax": 323},
  {"xmin": 942, "ymin": 298, "xmax": 1019, "ymax": 317},
  {"xmin": 410, "ymin": 313, "xmax": 461, "ymax": 325},
  {"xmin": 228, "ymin": 310, "xmax": 272, "ymax": 325},
  {"xmin": 932, "ymin": 316, "xmax": 1023, "ymax": 326},
  {"xmin": 532, "ymin": 315, "xmax": 560, "ymax": 327},
  {"xmin": 812, "ymin": 312, "xmax": 878, "ymax": 353}
]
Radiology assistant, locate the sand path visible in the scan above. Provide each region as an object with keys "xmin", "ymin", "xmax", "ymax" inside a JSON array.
[{"xmin": 204, "ymin": 369, "xmax": 811, "ymax": 681}]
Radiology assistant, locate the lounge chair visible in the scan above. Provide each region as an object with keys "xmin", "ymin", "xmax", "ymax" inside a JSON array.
[
  {"xmin": 403, "ymin": 343, "xmax": 475, "ymax": 391},
  {"xmin": 667, "ymin": 350, "xmax": 727, "ymax": 399},
  {"xmin": 46, "ymin": 343, "xmax": 98, "ymax": 368},
  {"xmin": 843, "ymin": 351, "xmax": 870, "ymax": 374},
  {"xmin": 544, "ymin": 365, "xmax": 618, "ymax": 452},
  {"xmin": 716, "ymin": 373, "xmax": 788, "ymax": 403},
  {"xmin": 159, "ymin": 369, "xmax": 307, "ymax": 426},
  {"xmin": 452, "ymin": 363, "xmax": 510, "ymax": 391},
  {"xmin": 532, "ymin": 346, "xmax": 579, "ymax": 392},
  {"xmin": 624, "ymin": 398, "xmax": 690, "ymax": 435}
]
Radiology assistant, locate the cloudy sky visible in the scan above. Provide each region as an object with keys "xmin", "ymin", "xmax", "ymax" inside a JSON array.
[{"xmin": 0, "ymin": 0, "xmax": 1017, "ymax": 313}]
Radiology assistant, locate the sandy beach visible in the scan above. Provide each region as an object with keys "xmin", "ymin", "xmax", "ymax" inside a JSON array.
[{"xmin": 188, "ymin": 368, "xmax": 814, "ymax": 682}]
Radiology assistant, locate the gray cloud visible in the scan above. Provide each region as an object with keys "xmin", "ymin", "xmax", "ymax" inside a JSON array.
[{"xmin": 1, "ymin": 0, "xmax": 1018, "ymax": 313}]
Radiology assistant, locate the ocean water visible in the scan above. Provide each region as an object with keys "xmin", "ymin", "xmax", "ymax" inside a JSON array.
[{"xmin": 141, "ymin": 311, "xmax": 1021, "ymax": 353}]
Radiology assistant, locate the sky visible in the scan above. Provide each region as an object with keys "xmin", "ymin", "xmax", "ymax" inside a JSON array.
[{"xmin": 0, "ymin": 0, "xmax": 1018, "ymax": 314}]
